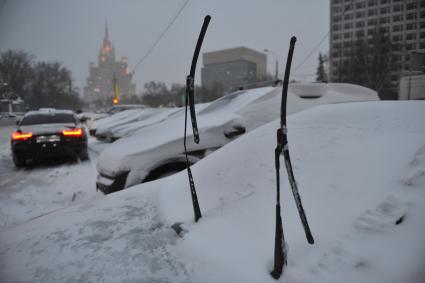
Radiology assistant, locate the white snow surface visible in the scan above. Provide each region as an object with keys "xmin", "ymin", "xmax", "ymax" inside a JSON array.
[
  {"xmin": 109, "ymin": 107, "xmax": 182, "ymax": 139},
  {"xmin": 109, "ymin": 102, "xmax": 212, "ymax": 140},
  {"xmin": 0, "ymin": 134, "xmax": 103, "ymax": 230},
  {"xmin": 90, "ymin": 108, "xmax": 155, "ymax": 135},
  {"xmin": 1, "ymin": 100, "xmax": 424, "ymax": 283}
]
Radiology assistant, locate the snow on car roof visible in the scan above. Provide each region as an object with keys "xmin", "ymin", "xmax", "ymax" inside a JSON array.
[{"xmin": 25, "ymin": 108, "xmax": 75, "ymax": 116}]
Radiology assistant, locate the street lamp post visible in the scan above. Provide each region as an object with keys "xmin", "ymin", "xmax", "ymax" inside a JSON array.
[{"xmin": 264, "ymin": 49, "xmax": 279, "ymax": 81}]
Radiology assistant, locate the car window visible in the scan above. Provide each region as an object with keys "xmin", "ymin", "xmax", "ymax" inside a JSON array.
[
  {"xmin": 20, "ymin": 113, "xmax": 76, "ymax": 125},
  {"xmin": 198, "ymin": 91, "xmax": 246, "ymax": 115}
]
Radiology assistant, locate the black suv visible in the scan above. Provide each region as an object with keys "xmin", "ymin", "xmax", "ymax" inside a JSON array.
[{"xmin": 11, "ymin": 109, "xmax": 88, "ymax": 167}]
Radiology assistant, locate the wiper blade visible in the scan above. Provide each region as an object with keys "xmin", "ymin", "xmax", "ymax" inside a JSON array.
[
  {"xmin": 186, "ymin": 15, "xmax": 211, "ymax": 143},
  {"xmin": 184, "ymin": 15, "xmax": 211, "ymax": 222},
  {"xmin": 271, "ymin": 36, "xmax": 314, "ymax": 280}
]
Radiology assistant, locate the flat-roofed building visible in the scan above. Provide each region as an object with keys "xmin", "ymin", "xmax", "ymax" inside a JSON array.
[{"xmin": 201, "ymin": 47, "xmax": 267, "ymax": 93}]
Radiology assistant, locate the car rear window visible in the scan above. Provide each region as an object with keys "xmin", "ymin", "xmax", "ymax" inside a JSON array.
[{"xmin": 20, "ymin": 113, "xmax": 76, "ymax": 125}]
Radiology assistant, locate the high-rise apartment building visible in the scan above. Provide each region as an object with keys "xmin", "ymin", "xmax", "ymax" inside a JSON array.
[
  {"xmin": 329, "ymin": 0, "xmax": 425, "ymax": 82},
  {"xmin": 84, "ymin": 24, "xmax": 136, "ymax": 107}
]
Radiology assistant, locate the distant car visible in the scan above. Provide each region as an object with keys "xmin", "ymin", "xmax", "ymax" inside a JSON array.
[
  {"xmin": 105, "ymin": 105, "xmax": 217, "ymax": 142},
  {"xmin": 88, "ymin": 105, "xmax": 146, "ymax": 137},
  {"xmin": 11, "ymin": 109, "xmax": 89, "ymax": 167},
  {"xmin": 92, "ymin": 108, "xmax": 172, "ymax": 142},
  {"xmin": 106, "ymin": 104, "xmax": 145, "ymax": 115},
  {"xmin": 89, "ymin": 108, "xmax": 147, "ymax": 138},
  {"xmin": 105, "ymin": 107, "xmax": 182, "ymax": 142}
]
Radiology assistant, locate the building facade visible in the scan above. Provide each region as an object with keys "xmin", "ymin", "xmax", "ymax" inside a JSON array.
[
  {"xmin": 329, "ymin": 0, "xmax": 425, "ymax": 83},
  {"xmin": 84, "ymin": 24, "xmax": 136, "ymax": 107},
  {"xmin": 201, "ymin": 47, "xmax": 267, "ymax": 93}
]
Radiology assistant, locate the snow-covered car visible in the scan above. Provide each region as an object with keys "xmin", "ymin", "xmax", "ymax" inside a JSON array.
[
  {"xmin": 76, "ymin": 111, "xmax": 108, "ymax": 123},
  {"xmin": 96, "ymin": 83, "xmax": 379, "ymax": 194},
  {"xmin": 10, "ymin": 108, "xmax": 89, "ymax": 167},
  {"xmin": 96, "ymin": 86, "xmax": 277, "ymax": 193},
  {"xmin": 106, "ymin": 108, "xmax": 182, "ymax": 140},
  {"xmin": 90, "ymin": 108, "xmax": 154, "ymax": 140},
  {"xmin": 107, "ymin": 103, "xmax": 214, "ymax": 141},
  {"xmin": 106, "ymin": 104, "xmax": 145, "ymax": 115}
]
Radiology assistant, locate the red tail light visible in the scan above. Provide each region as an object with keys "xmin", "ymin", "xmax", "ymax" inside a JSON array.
[
  {"xmin": 12, "ymin": 132, "xmax": 33, "ymax": 140},
  {"xmin": 62, "ymin": 128, "xmax": 83, "ymax": 136}
]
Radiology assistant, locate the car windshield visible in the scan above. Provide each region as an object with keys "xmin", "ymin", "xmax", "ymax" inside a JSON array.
[{"xmin": 20, "ymin": 113, "xmax": 76, "ymax": 125}]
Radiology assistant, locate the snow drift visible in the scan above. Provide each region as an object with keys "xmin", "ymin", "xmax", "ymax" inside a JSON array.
[{"xmin": 1, "ymin": 100, "xmax": 424, "ymax": 283}]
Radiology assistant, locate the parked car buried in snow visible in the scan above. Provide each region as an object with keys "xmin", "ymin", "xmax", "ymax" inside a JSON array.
[
  {"xmin": 96, "ymin": 83, "xmax": 379, "ymax": 194},
  {"xmin": 96, "ymin": 87, "xmax": 278, "ymax": 194},
  {"xmin": 93, "ymin": 107, "xmax": 183, "ymax": 142}
]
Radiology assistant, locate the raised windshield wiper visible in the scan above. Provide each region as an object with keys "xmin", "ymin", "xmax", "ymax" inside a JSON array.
[
  {"xmin": 184, "ymin": 15, "xmax": 211, "ymax": 222},
  {"xmin": 271, "ymin": 36, "xmax": 314, "ymax": 280}
]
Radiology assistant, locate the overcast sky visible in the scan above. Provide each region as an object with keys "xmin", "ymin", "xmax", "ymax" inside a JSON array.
[{"xmin": 0, "ymin": 0, "xmax": 329, "ymax": 94}]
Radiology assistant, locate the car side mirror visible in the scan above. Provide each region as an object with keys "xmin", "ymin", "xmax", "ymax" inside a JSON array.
[{"xmin": 224, "ymin": 125, "xmax": 246, "ymax": 139}]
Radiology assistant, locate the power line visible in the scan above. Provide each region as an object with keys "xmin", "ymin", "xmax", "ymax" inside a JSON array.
[
  {"xmin": 130, "ymin": 0, "xmax": 190, "ymax": 75},
  {"xmin": 293, "ymin": 30, "xmax": 330, "ymax": 72}
]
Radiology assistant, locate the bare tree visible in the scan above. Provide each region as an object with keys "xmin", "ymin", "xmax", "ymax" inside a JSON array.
[
  {"xmin": 336, "ymin": 28, "xmax": 399, "ymax": 99},
  {"xmin": 30, "ymin": 62, "xmax": 81, "ymax": 109},
  {"xmin": 0, "ymin": 49, "xmax": 34, "ymax": 101}
]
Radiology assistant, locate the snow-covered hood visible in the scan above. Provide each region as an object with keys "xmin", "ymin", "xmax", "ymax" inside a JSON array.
[
  {"xmin": 94, "ymin": 108, "xmax": 162, "ymax": 136},
  {"xmin": 91, "ymin": 109, "xmax": 145, "ymax": 133},
  {"xmin": 110, "ymin": 103, "xmax": 212, "ymax": 139},
  {"xmin": 110, "ymin": 107, "xmax": 183, "ymax": 138}
]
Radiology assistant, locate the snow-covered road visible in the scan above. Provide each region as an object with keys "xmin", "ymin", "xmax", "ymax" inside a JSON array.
[{"xmin": 0, "ymin": 124, "xmax": 104, "ymax": 229}]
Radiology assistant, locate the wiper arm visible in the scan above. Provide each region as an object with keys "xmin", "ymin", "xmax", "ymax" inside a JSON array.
[
  {"xmin": 271, "ymin": 36, "xmax": 314, "ymax": 280},
  {"xmin": 186, "ymin": 15, "xmax": 211, "ymax": 143},
  {"xmin": 184, "ymin": 15, "xmax": 211, "ymax": 222}
]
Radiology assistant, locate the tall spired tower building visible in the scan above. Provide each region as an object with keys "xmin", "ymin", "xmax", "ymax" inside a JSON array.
[{"xmin": 84, "ymin": 23, "xmax": 136, "ymax": 107}]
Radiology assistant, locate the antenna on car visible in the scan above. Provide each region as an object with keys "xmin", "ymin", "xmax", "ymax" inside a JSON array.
[
  {"xmin": 183, "ymin": 15, "xmax": 211, "ymax": 222},
  {"xmin": 270, "ymin": 36, "xmax": 314, "ymax": 279}
]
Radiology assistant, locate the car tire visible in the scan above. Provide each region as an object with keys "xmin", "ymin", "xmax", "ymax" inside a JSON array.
[
  {"xmin": 12, "ymin": 153, "xmax": 26, "ymax": 168},
  {"xmin": 78, "ymin": 149, "xmax": 89, "ymax": 161}
]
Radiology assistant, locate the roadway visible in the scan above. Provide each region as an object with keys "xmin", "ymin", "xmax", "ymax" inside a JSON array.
[{"xmin": 0, "ymin": 121, "xmax": 105, "ymax": 230}]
